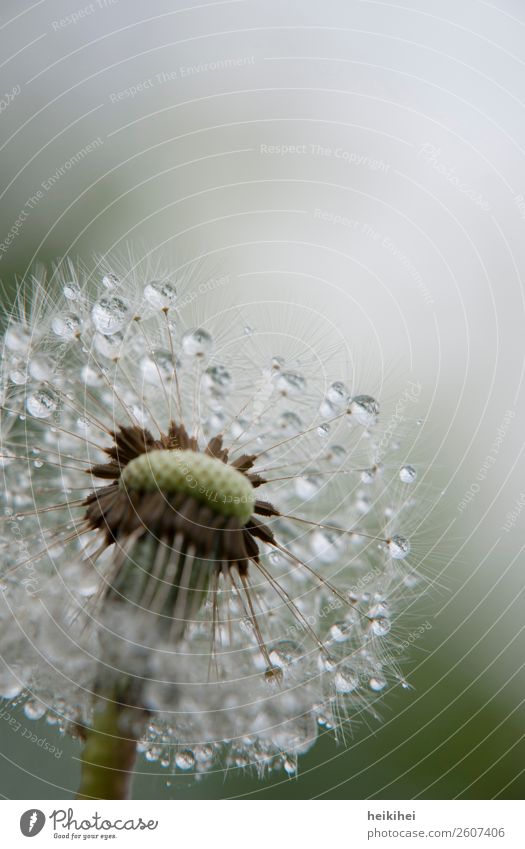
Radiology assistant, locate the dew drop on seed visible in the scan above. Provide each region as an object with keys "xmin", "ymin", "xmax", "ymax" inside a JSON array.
[
  {"xmin": 277, "ymin": 370, "xmax": 306, "ymax": 396},
  {"xmin": 141, "ymin": 350, "xmax": 175, "ymax": 384},
  {"xmin": 94, "ymin": 331, "xmax": 124, "ymax": 359},
  {"xmin": 175, "ymin": 750, "xmax": 195, "ymax": 771},
  {"xmin": 329, "ymin": 621, "xmax": 353, "ymax": 643},
  {"xmin": 326, "ymin": 381, "xmax": 349, "ymax": 408},
  {"xmin": 319, "ymin": 397, "xmax": 338, "ymax": 418},
  {"xmin": 269, "ymin": 640, "xmax": 302, "ymax": 669},
  {"xmin": 369, "ymin": 617, "xmax": 391, "ymax": 637},
  {"xmin": 27, "ymin": 389, "xmax": 57, "ymax": 419},
  {"xmin": 0, "ymin": 668, "xmax": 23, "ymax": 699},
  {"xmin": 102, "ymin": 272, "xmax": 119, "ymax": 290},
  {"xmin": 388, "ymin": 535, "xmax": 410, "ymax": 560},
  {"xmin": 63, "ymin": 282, "xmax": 81, "ymax": 301},
  {"xmin": 348, "ymin": 395, "xmax": 379, "ymax": 427},
  {"xmin": 311, "ymin": 529, "xmax": 341, "ymax": 563},
  {"xmin": 369, "ymin": 676, "xmax": 387, "ymax": 692},
  {"xmin": 325, "ymin": 444, "xmax": 346, "ymax": 465},
  {"xmin": 334, "ymin": 664, "xmax": 359, "ymax": 694},
  {"xmin": 91, "ymin": 296, "xmax": 130, "ymax": 336},
  {"xmin": 24, "ymin": 699, "xmax": 46, "ymax": 720},
  {"xmin": 202, "ymin": 365, "xmax": 232, "ymax": 393},
  {"xmin": 145, "ymin": 747, "xmax": 161, "ymax": 762},
  {"xmin": 5, "ymin": 325, "xmax": 31, "ymax": 354},
  {"xmin": 29, "ymin": 355, "xmax": 52, "ymax": 381},
  {"xmin": 143, "ymin": 279, "xmax": 177, "ymax": 309},
  {"xmin": 278, "ymin": 410, "xmax": 302, "ymax": 434},
  {"xmin": 360, "ymin": 467, "xmax": 376, "ymax": 484},
  {"xmin": 81, "ymin": 365, "xmax": 103, "ymax": 386},
  {"xmin": 33, "ymin": 459, "xmax": 44, "ymax": 469},
  {"xmin": 51, "ymin": 312, "xmax": 81, "ymax": 340},
  {"xmin": 205, "ymin": 412, "xmax": 225, "ymax": 435},
  {"xmin": 319, "ymin": 654, "xmax": 337, "ymax": 672},
  {"xmin": 399, "ymin": 464, "xmax": 417, "ymax": 484},
  {"xmin": 283, "ymin": 758, "xmax": 297, "ymax": 775},
  {"xmin": 271, "ymin": 355, "xmax": 285, "ymax": 371},
  {"xmin": 9, "ymin": 366, "xmax": 27, "ymax": 385},
  {"xmin": 182, "ymin": 328, "xmax": 212, "ymax": 358}
]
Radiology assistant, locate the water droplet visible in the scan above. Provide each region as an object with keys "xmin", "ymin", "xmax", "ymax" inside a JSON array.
[
  {"xmin": 360, "ymin": 467, "xmax": 376, "ymax": 484},
  {"xmin": 277, "ymin": 371, "xmax": 306, "ymax": 396},
  {"xmin": 24, "ymin": 699, "xmax": 46, "ymax": 720},
  {"xmin": 144, "ymin": 279, "xmax": 177, "ymax": 309},
  {"xmin": 63, "ymin": 282, "xmax": 81, "ymax": 301},
  {"xmin": 205, "ymin": 411, "xmax": 225, "ymax": 435},
  {"xmin": 317, "ymin": 423, "xmax": 330, "ymax": 439},
  {"xmin": 264, "ymin": 665, "xmax": 284, "ymax": 686},
  {"xmin": 325, "ymin": 444, "xmax": 346, "ymax": 465},
  {"xmin": 0, "ymin": 667, "xmax": 23, "ymax": 699},
  {"xmin": 388, "ymin": 535, "xmax": 410, "ymax": 560},
  {"xmin": 51, "ymin": 312, "xmax": 81, "ymax": 340},
  {"xmin": 311, "ymin": 528, "xmax": 342, "ymax": 563},
  {"xmin": 319, "ymin": 653, "xmax": 337, "ymax": 672},
  {"xmin": 33, "ymin": 459, "xmax": 44, "ymax": 469},
  {"xmin": 334, "ymin": 664, "xmax": 359, "ymax": 694},
  {"xmin": 326, "ymin": 381, "xmax": 349, "ymax": 408},
  {"xmin": 9, "ymin": 366, "xmax": 28, "ymax": 385},
  {"xmin": 329, "ymin": 621, "xmax": 353, "ymax": 643},
  {"xmin": 278, "ymin": 410, "xmax": 302, "ymax": 434},
  {"xmin": 182, "ymin": 328, "xmax": 212, "ymax": 358},
  {"xmin": 349, "ymin": 395, "xmax": 379, "ymax": 427},
  {"xmin": 5, "ymin": 325, "xmax": 31, "ymax": 353},
  {"xmin": 369, "ymin": 616, "xmax": 391, "ymax": 637},
  {"xmin": 283, "ymin": 757, "xmax": 297, "ymax": 775},
  {"xmin": 81, "ymin": 365, "xmax": 103, "ymax": 386},
  {"xmin": 92, "ymin": 296, "xmax": 130, "ymax": 336},
  {"xmin": 269, "ymin": 641, "xmax": 303, "ymax": 669},
  {"xmin": 29, "ymin": 355, "xmax": 53, "ymax": 381},
  {"xmin": 175, "ymin": 750, "xmax": 195, "ymax": 771},
  {"xmin": 102, "ymin": 272, "xmax": 119, "ymax": 290},
  {"xmin": 271, "ymin": 355, "xmax": 285, "ymax": 371},
  {"xmin": 202, "ymin": 365, "xmax": 232, "ymax": 393},
  {"xmin": 27, "ymin": 389, "xmax": 57, "ymax": 419},
  {"xmin": 244, "ymin": 324, "xmax": 254, "ymax": 336},
  {"xmin": 319, "ymin": 398, "xmax": 338, "ymax": 418},
  {"xmin": 145, "ymin": 746, "xmax": 161, "ymax": 762},
  {"xmin": 369, "ymin": 676, "xmax": 387, "ymax": 692},
  {"xmin": 399, "ymin": 464, "xmax": 417, "ymax": 484},
  {"xmin": 94, "ymin": 331, "xmax": 124, "ymax": 359},
  {"xmin": 141, "ymin": 350, "xmax": 176, "ymax": 384}
]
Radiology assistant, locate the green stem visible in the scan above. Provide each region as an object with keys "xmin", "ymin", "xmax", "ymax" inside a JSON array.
[{"xmin": 76, "ymin": 687, "xmax": 147, "ymax": 800}]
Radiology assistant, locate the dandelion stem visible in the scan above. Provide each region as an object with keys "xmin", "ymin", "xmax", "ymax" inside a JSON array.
[{"xmin": 76, "ymin": 683, "xmax": 147, "ymax": 800}]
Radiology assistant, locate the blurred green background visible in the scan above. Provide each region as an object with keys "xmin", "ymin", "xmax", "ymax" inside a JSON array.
[{"xmin": 1, "ymin": 0, "xmax": 524, "ymax": 799}]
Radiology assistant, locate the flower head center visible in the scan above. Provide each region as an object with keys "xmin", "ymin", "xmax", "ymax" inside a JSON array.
[{"xmin": 120, "ymin": 448, "xmax": 255, "ymax": 523}]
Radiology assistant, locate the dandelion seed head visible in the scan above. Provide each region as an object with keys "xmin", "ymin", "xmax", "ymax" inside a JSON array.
[{"xmin": 0, "ymin": 256, "xmax": 428, "ymax": 776}]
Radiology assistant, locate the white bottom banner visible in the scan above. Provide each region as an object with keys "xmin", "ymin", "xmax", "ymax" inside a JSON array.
[{"xmin": 1, "ymin": 800, "xmax": 522, "ymax": 848}]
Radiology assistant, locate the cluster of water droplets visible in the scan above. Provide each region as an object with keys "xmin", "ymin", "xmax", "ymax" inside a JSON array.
[{"xmin": 0, "ymin": 263, "xmax": 424, "ymax": 776}]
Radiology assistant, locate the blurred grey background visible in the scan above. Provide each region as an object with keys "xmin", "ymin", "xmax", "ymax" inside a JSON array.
[{"xmin": 0, "ymin": 0, "xmax": 524, "ymax": 799}]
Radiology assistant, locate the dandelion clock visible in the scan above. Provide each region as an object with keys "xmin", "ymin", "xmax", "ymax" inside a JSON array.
[{"xmin": 0, "ymin": 258, "xmax": 424, "ymax": 798}]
